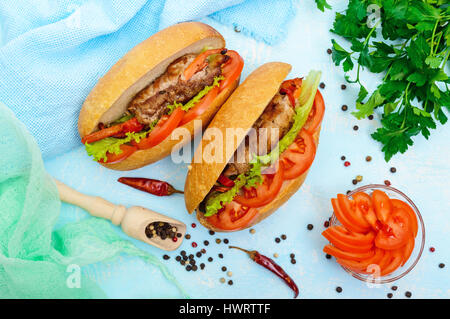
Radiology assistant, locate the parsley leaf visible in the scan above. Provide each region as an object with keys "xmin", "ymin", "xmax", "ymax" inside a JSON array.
[{"xmin": 329, "ymin": 0, "xmax": 450, "ymax": 161}]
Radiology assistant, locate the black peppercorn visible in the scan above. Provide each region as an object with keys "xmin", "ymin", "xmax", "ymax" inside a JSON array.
[
  {"xmin": 290, "ymin": 253, "xmax": 295, "ymax": 258},
  {"xmin": 439, "ymin": 263, "xmax": 445, "ymax": 268},
  {"xmin": 221, "ymin": 266, "xmax": 227, "ymax": 272},
  {"xmin": 175, "ymin": 256, "xmax": 181, "ymax": 261},
  {"xmin": 341, "ymin": 105, "xmax": 348, "ymax": 111},
  {"xmin": 185, "ymin": 234, "xmax": 191, "ymax": 240},
  {"xmin": 209, "ymin": 230, "xmax": 215, "ymax": 235},
  {"xmin": 291, "ymin": 259, "xmax": 296, "ymax": 264},
  {"xmin": 204, "ymin": 240, "xmax": 209, "ymax": 246},
  {"xmin": 341, "ymin": 84, "xmax": 346, "ymax": 90},
  {"xmin": 353, "ymin": 125, "xmax": 359, "ymax": 131},
  {"xmin": 208, "ymin": 257, "xmax": 213, "ymax": 262},
  {"xmin": 327, "ymin": 48, "xmax": 332, "ymax": 55},
  {"xmin": 368, "ymin": 115, "xmax": 374, "ymax": 120},
  {"xmin": 319, "ymin": 82, "xmax": 325, "ymax": 89},
  {"xmin": 281, "ymin": 234, "xmax": 287, "ymax": 240},
  {"xmin": 186, "ymin": 265, "xmax": 192, "ymax": 271},
  {"xmin": 275, "ymin": 237, "xmax": 281, "ymax": 243},
  {"xmin": 223, "ymin": 239, "xmax": 229, "ymax": 244},
  {"xmin": 200, "ymin": 263, "xmax": 205, "ymax": 270},
  {"xmin": 405, "ymin": 291, "xmax": 412, "ymax": 298},
  {"xmin": 228, "ymin": 280, "xmax": 233, "ymax": 285},
  {"xmin": 218, "ymin": 253, "xmax": 224, "ymax": 259},
  {"xmin": 181, "ymin": 250, "xmax": 186, "ymax": 256},
  {"xmin": 352, "ymin": 179, "xmax": 358, "ymax": 185},
  {"xmin": 341, "ymin": 156, "xmax": 346, "ymax": 160},
  {"xmin": 387, "ymin": 293, "xmax": 393, "ymax": 299},
  {"xmin": 196, "ymin": 252, "xmax": 202, "ymax": 258},
  {"xmin": 163, "ymin": 254, "xmax": 170, "ymax": 260},
  {"xmin": 192, "ymin": 265, "xmax": 198, "ymax": 271},
  {"xmin": 390, "ymin": 167, "xmax": 397, "ymax": 173},
  {"xmin": 336, "ymin": 286, "xmax": 343, "ymax": 293},
  {"xmin": 391, "ymin": 286, "xmax": 398, "ymax": 291},
  {"xmin": 307, "ymin": 224, "xmax": 314, "ymax": 230},
  {"xmin": 325, "ymin": 254, "xmax": 332, "ymax": 259}
]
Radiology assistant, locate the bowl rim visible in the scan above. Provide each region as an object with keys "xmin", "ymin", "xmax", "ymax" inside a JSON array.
[{"xmin": 330, "ymin": 184, "xmax": 425, "ymax": 284}]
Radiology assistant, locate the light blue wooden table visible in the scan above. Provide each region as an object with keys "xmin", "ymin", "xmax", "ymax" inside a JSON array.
[{"xmin": 45, "ymin": 2, "xmax": 449, "ymax": 298}]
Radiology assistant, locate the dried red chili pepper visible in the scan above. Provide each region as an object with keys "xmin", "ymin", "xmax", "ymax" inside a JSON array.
[
  {"xmin": 229, "ymin": 246, "xmax": 299, "ymax": 298},
  {"xmin": 118, "ymin": 177, "xmax": 183, "ymax": 196}
]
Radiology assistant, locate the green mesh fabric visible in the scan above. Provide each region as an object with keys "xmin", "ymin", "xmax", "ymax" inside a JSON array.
[{"xmin": 0, "ymin": 104, "xmax": 187, "ymax": 298}]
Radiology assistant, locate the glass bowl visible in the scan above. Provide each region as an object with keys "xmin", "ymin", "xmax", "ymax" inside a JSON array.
[{"xmin": 330, "ymin": 184, "xmax": 425, "ymax": 284}]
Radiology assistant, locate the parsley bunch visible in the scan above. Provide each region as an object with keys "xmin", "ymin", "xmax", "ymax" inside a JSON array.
[{"xmin": 330, "ymin": 0, "xmax": 449, "ymax": 161}]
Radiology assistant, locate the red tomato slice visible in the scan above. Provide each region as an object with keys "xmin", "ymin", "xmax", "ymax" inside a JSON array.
[
  {"xmin": 325, "ymin": 226, "xmax": 375, "ymax": 246},
  {"xmin": 352, "ymin": 192, "xmax": 379, "ymax": 231},
  {"xmin": 322, "ymin": 228, "xmax": 373, "ymax": 253},
  {"xmin": 303, "ymin": 90, "xmax": 325, "ymax": 133},
  {"xmin": 337, "ymin": 194, "xmax": 371, "ymax": 231},
  {"xmin": 331, "ymin": 198, "xmax": 368, "ymax": 234},
  {"xmin": 401, "ymin": 236, "xmax": 415, "ymax": 267},
  {"xmin": 280, "ymin": 130, "xmax": 316, "ymax": 180},
  {"xmin": 380, "ymin": 248, "xmax": 403, "ymax": 276},
  {"xmin": 391, "ymin": 199, "xmax": 418, "ymax": 238},
  {"xmin": 372, "ymin": 190, "xmax": 392, "ymax": 223},
  {"xmin": 100, "ymin": 144, "xmax": 137, "ymax": 164},
  {"xmin": 375, "ymin": 207, "xmax": 411, "ymax": 250},
  {"xmin": 206, "ymin": 201, "xmax": 259, "ymax": 231},
  {"xmin": 179, "ymin": 86, "xmax": 219, "ymax": 126},
  {"xmin": 337, "ymin": 248, "xmax": 385, "ymax": 273},
  {"xmin": 219, "ymin": 50, "xmax": 244, "ymax": 92},
  {"xmin": 280, "ymin": 78, "xmax": 303, "ymax": 107},
  {"xmin": 323, "ymin": 245, "xmax": 375, "ymax": 261},
  {"xmin": 135, "ymin": 108, "xmax": 185, "ymax": 149},
  {"xmin": 184, "ymin": 49, "xmax": 224, "ymax": 81},
  {"xmin": 234, "ymin": 165, "xmax": 284, "ymax": 208}
]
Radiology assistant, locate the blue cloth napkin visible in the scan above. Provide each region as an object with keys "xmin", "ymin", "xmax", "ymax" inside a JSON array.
[{"xmin": 0, "ymin": 0, "xmax": 296, "ymax": 159}]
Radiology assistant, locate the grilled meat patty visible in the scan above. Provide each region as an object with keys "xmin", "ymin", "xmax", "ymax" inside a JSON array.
[
  {"xmin": 128, "ymin": 53, "xmax": 227, "ymax": 125},
  {"xmin": 223, "ymin": 92, "xmax": 295, "ymax": 177}
]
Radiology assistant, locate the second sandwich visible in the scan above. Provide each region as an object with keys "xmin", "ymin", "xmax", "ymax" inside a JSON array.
[{"xmin": 185, "ymin": 62, "xmax": 325, "ymax": 231}]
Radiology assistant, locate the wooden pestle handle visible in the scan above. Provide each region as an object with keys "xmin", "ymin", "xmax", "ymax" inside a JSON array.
[{"xmin": 53, "ymin": 178, "xmax": 126, "ymax": 225}]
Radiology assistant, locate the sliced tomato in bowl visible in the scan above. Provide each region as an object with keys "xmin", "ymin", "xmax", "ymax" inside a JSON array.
[
  {"xmin": 324, "ymin": 225, "xmax": 375, "ymax": 246},
  {"xmin": 331, "ymin": 198, "xmax": 368, "ymax": 233},
  {"xmin": 234, "ymin": 164, "xmax": 284, "ymax": 208},
  {"xmin": 352, "ymin": 192, "xmax": 379, "ymax": 231},
  {"xmin": 337, "ymin": 247, "xmax": 385, "ymax": 273},
  {"xmin": 279, "ymin": 129, "xmax": 316, "ymax": 180},
  {"xmin": 323, "ymin": 245, "xmax": 375, "ymax": 261},
  {"xmin": 375, "ymin": 207, "xmax": 411, "ymax": 250},
  {"xmin": 372, "ymin": 189, "xmax": 392, "ymax": 223},
  {"xmin": 401, "ymin": 236, "xmax": 415, "ymax": 267},
  {"xmin": 391, "ymin": 199, "xmax": 418, "ymax": 237},
  {"xmin": 322, "ymin": 228, "xmax": 373, "ymax": 253},
  {"xmin": 205, "ymin": 201, "xmax": 258, "ymax": 231},
  {"xmin": 380, "ymin": 248, "xmax": 404, "ymax": 276},
  {"xmin": 337, "ymin": 194, "xmax": 371, "ymax": 231}
]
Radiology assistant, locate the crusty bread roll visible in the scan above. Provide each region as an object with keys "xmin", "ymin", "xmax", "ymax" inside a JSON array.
[
  {"xmin": 78, "ymin": 22, "xmax": 238, "ymax": 170},
  {"xmin": 184, "ymin": 62, "xmax": 322, "ymax": 231}
]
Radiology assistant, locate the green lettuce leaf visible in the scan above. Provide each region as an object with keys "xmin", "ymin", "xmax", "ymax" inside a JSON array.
[
  {"xmin": 203, "ymin": 70, "xmax": 322, "ymax": 217},
  {"xmin": 85, "ymin": 120, "xmax": 157, "ymax": 162},
  {"xmin": 167, "ymin": 76, "xmax": 224, "ymax": 114}
]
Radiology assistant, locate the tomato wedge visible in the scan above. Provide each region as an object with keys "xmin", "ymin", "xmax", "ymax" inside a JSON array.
[
  {"xmin": 219, "ymin": 50, "xmax": 244, "ymax": 91},
  {"xmin": 180, "ymin": 86, "xmax": 219, "ymax": 126},
  {"xmin": 380, "ymin": 248, "xmax": 403, "ymax": 276},
  {"xmin": 280, "ymin": 78, "xmax": 303, "ymax": 107},
  {"xmin": 99, "ymin": 144, "xmax": 137, "ymax": 164},
  {"xmin": 135, "ymin": 108, "xmax": 185, "ymax": 149},
  {"xmin": 391, "ymin": 199, "xmax": 418, "ymax": 237},
  {"xmin": 303, "ymin": 90, "xmax": 325, "ymax": 133},
  {"xmin": 401, "ymin": 236, "xmax": 415, "ymax": 267},
  {"xmin": 234, "ymin": 165, "xmax": 284, "ymax": 208},
  {"xmin": 206, "ymin": 201, "xmax": 258, "ymax": 231},
  {"xmin": 324, "ymin": 226, "xmax": 375, "ymax": 246},
  {"xmin": 352, "ymin": 192, "xmax": 379, "ymax": 231},
  {"xmin": 184, "ymin": 49, "xmax": 224, "ymax": 81},
  {"xmin": 331, "ymin": 198, "xmax": 368, "ymax": 233},
  {"xmin": 337, "ymin": 194, "xmax": 371, "ymax": 231},
  {"xmin": 337, "ymin": 248, "xmax": 385, "ymax": 273},
  {"xmin": 372, "ymin": 190, "xmax": 392, "ymax": 223},
  {"xmin": 322, "ymin": 228, "xmax": 373, "ymax": 253},
  {"xmin": 323, "ymin": 245, "xmax": 375, "ymax": 261},
  {"xmin": 279, "ymin": 129, "xmax": 316, "ymax": 180},
  {"xmin": 375, "ymin": 207, "xmax": 411, "ymax": 250}
]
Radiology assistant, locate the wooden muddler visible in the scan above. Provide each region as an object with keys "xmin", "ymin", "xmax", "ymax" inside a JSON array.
[{"xmin": 53, "ymin": 178, "xmax": 186, "ymax": 251}]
